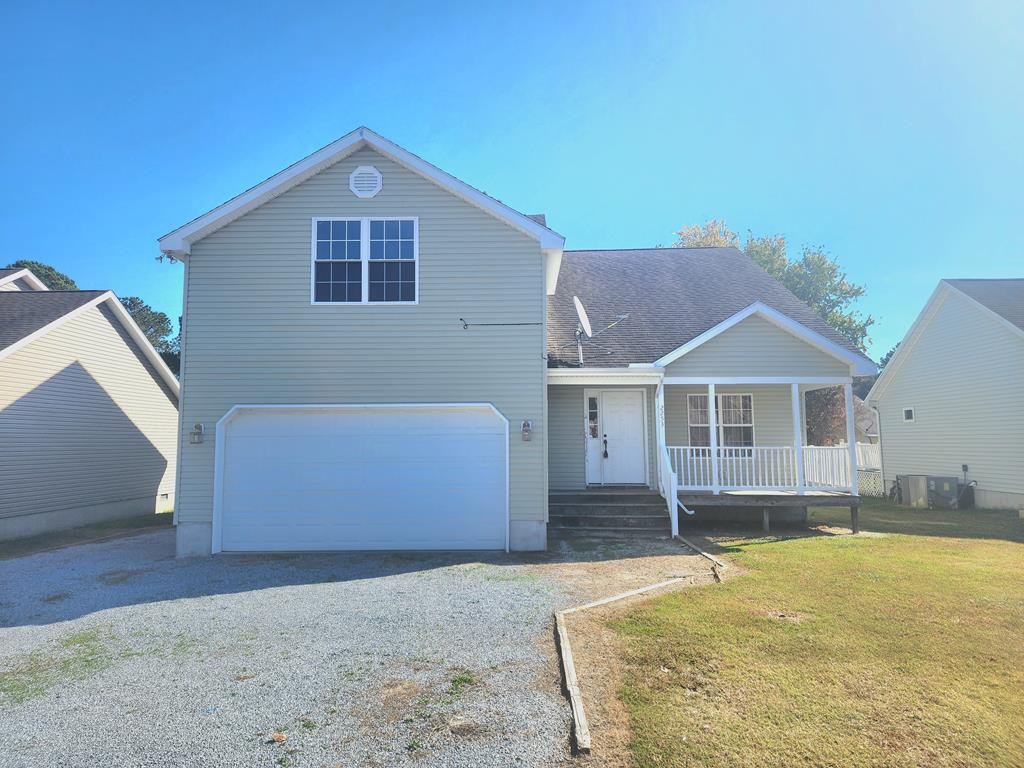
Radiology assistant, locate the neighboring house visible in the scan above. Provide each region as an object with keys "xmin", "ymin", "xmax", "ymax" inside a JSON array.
[
  {"xmin": 159, "ymin": 127, "xmax": 876, "ymax": 556},
  {"xmin": 0, "ymin": 267, "xmax": 49, "ymax": 292},
  {"xmin": 0, "ymin": 269, "xmax": 180, "ymax": 540},
  {"xmin": 868, "ymin": 279, "xmax": 1024, "ymax": 510}
]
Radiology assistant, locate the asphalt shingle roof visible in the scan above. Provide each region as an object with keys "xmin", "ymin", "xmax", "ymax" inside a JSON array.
[
  {"xmin": 0, "ymin": 291, "xmax": 108, "ymax": 352},
  {"xmin": 547, "ymin": 247, "xmax": 872, "ymax": 368},
  {"xmin": 0, "ymin": 269, "xmax": 22, "ymax": 279},
  {"xmin": 945, "ymin": 278, "xmax": 1024, "ymax": 333}
]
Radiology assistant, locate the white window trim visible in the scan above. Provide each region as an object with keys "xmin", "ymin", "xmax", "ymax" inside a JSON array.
[
  {"xmin": 687, "ymin": 392, "xmax": 756, "ymax": 447},
  {"xmin": 310, "ymin": 216, "xmax": 420, "ymax": 306},
  {"xmin": 902, "ymin": 407, "xmax": 915, "ymax": 423}
]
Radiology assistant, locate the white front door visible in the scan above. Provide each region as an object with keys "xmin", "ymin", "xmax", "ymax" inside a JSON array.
[{"xmin": 584, "ymin": 390, "xmax": 647, "ymax": 485}]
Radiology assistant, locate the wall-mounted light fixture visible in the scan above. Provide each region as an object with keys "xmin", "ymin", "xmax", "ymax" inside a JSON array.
[
  {"xmin": 521, "ymin": 420, "xmax": 533, "ymax": 442},
  {"xmin": 189, "ymin": 423, "xmax": 204, "ymax": 445}
]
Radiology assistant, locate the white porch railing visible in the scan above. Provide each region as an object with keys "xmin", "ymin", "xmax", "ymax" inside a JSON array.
[
  {"xmin": 854, "ymin": 442, "xmax": 881, "ymax": 470},
  {"xmin": 669, "ymin": 446, "xmax": 800, "ymax": 490},
  {"xmin": 668, "ymin": 445, "xmax": 859, "ymax": 492},
  {"xmin": 803, "ymin": 445, "xmax": 852, "ymax": 490}
]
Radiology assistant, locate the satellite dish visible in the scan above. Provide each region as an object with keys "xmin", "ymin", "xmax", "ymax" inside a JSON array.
[{"xmin": 573, "ymin": 296, "xmax": 593, "ymax": 338}]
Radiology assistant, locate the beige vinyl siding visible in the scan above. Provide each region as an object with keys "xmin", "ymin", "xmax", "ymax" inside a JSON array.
[
  {"xmin": 873, "ymin": 289, "xmax": 1024, "ymax": 499},
  {"xmin": 178, "ymin": 147, "xmax": 547, "ymax": 526},
  {"xmin": 0, "ymin": 303, "xmax": 178, "ymax": 528},
  {"xmin": 547, "ymin": 384, "xmax": 657, "ymax": 490},
  {"xmin": 664, "ymin": 384, "xmax": 797, "ymax": 447},
  {"xmin": 0, "ymin": 278, "xmax": 29, "ymax": 291},
  {"xmin": 665, "ymin": 314, "xmax": 851, "ymax": 378}
]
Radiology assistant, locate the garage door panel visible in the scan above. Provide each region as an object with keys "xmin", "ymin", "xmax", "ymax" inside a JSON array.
[{"xmin": 218, "ymin": 406, "xmax": 507, "ymax": 551}]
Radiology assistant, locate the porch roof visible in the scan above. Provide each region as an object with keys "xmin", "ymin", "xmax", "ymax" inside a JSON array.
[{"xmin": 547, "ymin": 247, "xmax": 873, "ymax": 370}]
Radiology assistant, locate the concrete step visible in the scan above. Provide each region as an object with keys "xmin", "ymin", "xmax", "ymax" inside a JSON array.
[
  {"xmin": 549, "ymin": 514, "xmax": 672, "ymax": 530},
  {"xmin": 549, "ymin": 492, "xmax": 664, "ymax": 506},
  {"xmin": 548, "ymin": 502, "xmax": 666, "ymax": 516},
  {"xmin": 547, "ymin": 525, "xmax": 672, "ymax": 538}
]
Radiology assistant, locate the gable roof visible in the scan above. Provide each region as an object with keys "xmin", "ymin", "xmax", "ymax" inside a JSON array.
[
  {"xmin": 0, "ymin": 268, "xmax": 50, "ymax": 291},
  {"xmin": 0, "ymin": 291, "xmax": 107, "ymax": 350},
  {"xmin": 159, "ymin": 127, "xmax": 565, "ymax": 259},
  {"xmin": 0, "ymin": 291, "xmax": 180, "ymax": 396},
  {"xmin": 868, "ymin": 277, "xmax": 1024, "ymax": 403},
  {"xmin": 944, "ymin": 278, "xmax": 1024, "ymax": 333},
  {"xmin": 547, "ymin": 247, "xmax": 875, "ymax": 373}
]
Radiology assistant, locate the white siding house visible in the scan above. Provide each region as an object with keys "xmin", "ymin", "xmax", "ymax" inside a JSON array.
[
  {"xmin": 161, "ymin": 128, "xmax": 876, "ymax": 555},
  {"xmin": 868, "ymin": 279, "xmax": 1024, "ymax": 510}
]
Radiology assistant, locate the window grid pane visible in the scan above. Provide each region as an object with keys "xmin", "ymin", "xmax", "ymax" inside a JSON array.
[
  {"xmin": 687, "ymin": 394, "xmax": 754, "ymax": 449},
  {"xmin": 314, "ymin": 218, "xmax": 416, "ymax": 303},
  {"xmin": 368, "ymin": 225, "xmax": 415, "ymax": 302}
]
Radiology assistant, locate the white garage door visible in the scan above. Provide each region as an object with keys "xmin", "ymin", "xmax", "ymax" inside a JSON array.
[{"xmin": 215, "ymin": 405, "xmax": 508, "ymax": 552}]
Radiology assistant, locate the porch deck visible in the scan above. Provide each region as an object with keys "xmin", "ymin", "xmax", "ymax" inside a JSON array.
[
  {"xmin": 677, "ymin": 488, "xmax": 861, "ymax": 533},
  {"xmin": 677, "ymin": 490, "xmax": 861, "ymax": 507}
]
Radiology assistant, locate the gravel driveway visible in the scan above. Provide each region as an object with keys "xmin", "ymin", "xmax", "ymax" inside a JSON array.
[
  {"xmin": 0, "ymin": 528, "xmax": 710, "ymax": 768},
  {"xmin": 0, "ymin": 530, "xmax": 577, "ymax": 768}
]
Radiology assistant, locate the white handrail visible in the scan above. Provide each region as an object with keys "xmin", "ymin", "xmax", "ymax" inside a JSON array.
[{"xmin": 658, "ymin": 446, "xmax": 680, "ymax": 536}]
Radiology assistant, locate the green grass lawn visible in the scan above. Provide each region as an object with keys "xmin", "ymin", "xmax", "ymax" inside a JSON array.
[{"xmin": 613, "ymin": 500, "xmax": 1024, "ymax": 767}]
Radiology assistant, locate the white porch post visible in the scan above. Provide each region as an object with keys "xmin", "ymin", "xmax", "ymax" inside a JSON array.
[
  {"xmin": 655, "ymin": 382, "xmax": 666, "ymax": 488},
  {"xmin": 708, "ymin": 383, "xmax": 720, "ymax": 493},
  {"xmin": 844, "ymin": 380, "xmax": 859, "ymax": 495},
  {"xmin": 791, "ymin": 383, "xmax": 806, "ymax": 495}
]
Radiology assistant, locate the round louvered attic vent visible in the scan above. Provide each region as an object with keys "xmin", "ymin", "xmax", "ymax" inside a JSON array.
[{"xmin": 349, "ymin": 165, "xmax": 382, "ymax": 198}]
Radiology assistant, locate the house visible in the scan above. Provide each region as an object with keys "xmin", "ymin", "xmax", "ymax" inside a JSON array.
[
  {"xmin": 867, "ymin": 279, "xmax": 1024, "ymax": 510},
  {"xmin": 159, "ymin": 128, "xmax": 876, "ymax": 556},
  {"xmin": 0, "ymin": 269, "xmax": 180, "ymax": 540}
]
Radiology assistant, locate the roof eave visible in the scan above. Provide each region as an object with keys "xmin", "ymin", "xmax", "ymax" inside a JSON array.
[{"xmin": 158, "ymin": 127, "xmax": 565, "ymax": 258}]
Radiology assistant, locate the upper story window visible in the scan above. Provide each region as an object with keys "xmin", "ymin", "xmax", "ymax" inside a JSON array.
[
  {"xmin": 312, "ymin": 217, "xmax": 418, "ymax": 304},
  {"xmin": 902, "ymin": 407, "xmax": 915, "ymax": 422}
]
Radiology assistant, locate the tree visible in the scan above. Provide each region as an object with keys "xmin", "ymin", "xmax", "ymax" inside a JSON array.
[
  {"xmin": 4, "ymin": 259, "xmax": 77, "ymax": 290},
  {"xmin": 673, "ymin": 219, "xmax": 739, "ymax": 248},
  {"xmin": 675, "ymin": 221, "xmax": 873, "ymax": 351},
  {"xmin": 878, "ymin": 343, "xmax": 899, "ymax": 368},
  {"xmin": 676, "ymin": 220, "xmax": 876, "ymax": 443},
  {"xmin": 120, "ymin": 296, "xmax": 174, "ymax": 351},
  {"xmin": 159, "ymin": 332, "xmax": 181, "ymax": 376}
]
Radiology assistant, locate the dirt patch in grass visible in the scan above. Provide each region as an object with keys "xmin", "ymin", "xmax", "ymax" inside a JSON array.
[{"xmin": 524, "ymin": 536, "xmax": 714, "ymax": 605}]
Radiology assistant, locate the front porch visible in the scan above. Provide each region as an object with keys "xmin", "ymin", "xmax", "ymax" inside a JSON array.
[{"xmin": 654, "ymin": 378, "xmax": 863, "ymax": 535}]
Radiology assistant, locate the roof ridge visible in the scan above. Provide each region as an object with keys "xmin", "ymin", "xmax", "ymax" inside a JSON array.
[
  {"xmin": 564, "ymin": 246, "xmax": 742, "ymax": 253},
  {"xmin": 945, "ymin": 277, "xmax": 1024, "ymax": 282}
]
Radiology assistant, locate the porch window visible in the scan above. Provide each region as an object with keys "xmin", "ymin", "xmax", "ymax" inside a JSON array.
[{"xmin": 687, "ymin": 393, "xmax": 754, "ymax": 448}]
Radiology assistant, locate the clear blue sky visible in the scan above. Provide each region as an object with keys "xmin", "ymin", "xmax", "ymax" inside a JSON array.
[{"xmin": 2, "ymin": 1, "xmax": 1021, "ymax": 360}]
